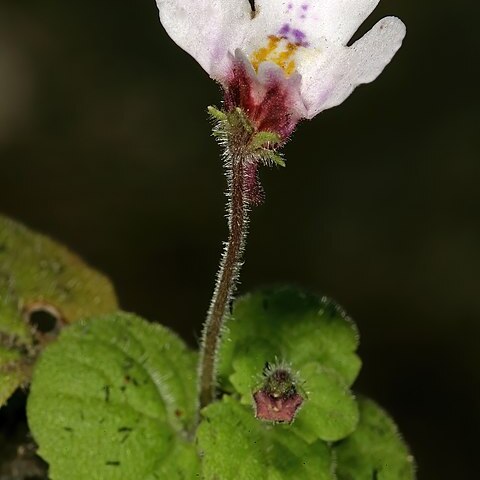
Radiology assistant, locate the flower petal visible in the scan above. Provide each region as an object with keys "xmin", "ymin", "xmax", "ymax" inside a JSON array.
[
  {"xmin": 317, "ymin": 0, "xmax": 382, "ymax": 45},
  {"xmin": 253, "ymin": 0, "xmax": 381, "ymax": 46},
  {"xmin": 156, "ymin": 0, "xmax": 252, "ymax": 80},
  {"xmin": 298, "ymin": 16, "xmax": 406, "ymax": 118}
]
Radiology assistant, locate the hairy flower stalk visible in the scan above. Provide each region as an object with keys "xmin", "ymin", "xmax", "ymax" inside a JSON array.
[
  {"xmin": 156, "ymin": 0, "xmax": 406, "ymax": 415},
  {"xmin": 198, "ymin": 127, "xmax": 251, "ymax": 410},
  {"xmin": 199, "ymin": 106, "xmax": 286, "ymax": 410}
]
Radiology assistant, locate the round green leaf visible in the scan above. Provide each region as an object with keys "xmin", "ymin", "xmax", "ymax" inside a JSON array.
[
  {"xmin": 335, "ymin": 396, "xmax": 416, "ymax": 480},
  {"xmin": 27, "ymin": 312, "xmax": 199, "ymax": 479},
  {"xmin": 218, "ymin": 288, "xmax": 361, "ymax": 398},
  {"xmin": 197, "ymin": 395, "xmax": 335, "ymax": 480},
  {"xmin": 0, "ymin": 215, "xmax": 118, "ymax": 406}
]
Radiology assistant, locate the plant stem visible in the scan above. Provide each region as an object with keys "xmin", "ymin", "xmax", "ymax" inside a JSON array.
[{"xmin": 198, "ymin": 142, "xmax": 250, "ymax": 412}]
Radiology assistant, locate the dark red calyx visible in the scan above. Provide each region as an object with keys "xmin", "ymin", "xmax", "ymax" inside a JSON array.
[
  {"xmin": 223, "ymin": 54, "xmax": 303, "ymax": 142},
  {"xmin": 253, "ymin": 363, "xmax": 304, "ymax": 423}
]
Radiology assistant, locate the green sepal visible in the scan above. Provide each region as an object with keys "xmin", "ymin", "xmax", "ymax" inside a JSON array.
[
  {"xmin": 207, "ymin": 105, "xmax": 228, "ymax": 122},
  {"xmin": 250, "ymin": 131, "xmax": 282, "ymax": 150},
  {"xmin": 232, "ymin": 107, "xmax": 254, "ymax": 134},
  {"xmin": 260, "ymin": 149, "xmax": 287, "ymax": 167}
]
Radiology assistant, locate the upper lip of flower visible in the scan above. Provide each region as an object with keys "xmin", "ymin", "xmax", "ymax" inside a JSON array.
[{"xmin": 156, "ymin": 0, "xmax": 406, "ymax": 119}]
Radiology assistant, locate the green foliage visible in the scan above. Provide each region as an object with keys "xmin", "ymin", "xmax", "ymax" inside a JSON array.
[
  {"xmin": 219, "ymin": 288, "xmax": 361, "ymax": 390},
  {"xmin": 27, "ymin": 312, "xmax": 199, "ymax": 480},
  {"xmin": 25, "ymin": 289, "xmax": 415, "ymax": 479},
  {"xmin": 0, "ymin": 215, "xmax": 118, "ymax": 406},
  {"xmin": 7, "ymin": 222, "xmax": 413, "ymax": 479},
  {"xmin": 218, "ymin": 288, "xmax": 361, "ymax": 442},
  {"xmin": 335, "ymin": 396, "xmax": 416, "ymax": 480},
  {"xmin": 197, "ymin": 395, "xmax": 335, "ymax": 480}
]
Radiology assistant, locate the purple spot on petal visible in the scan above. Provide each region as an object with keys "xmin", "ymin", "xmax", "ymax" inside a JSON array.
[
  {"xmin": 302, "ymin": 4, "xmax": 309, "ymax": 10},
  {"xmin": 279, "ymin": 23, "xmax": 290, "ymax": 36},
  {"xmin": 292, "ymin": 29, "xmax": 306, "ymax": 43},
  {"xmin": 288, "ymin": 3, "xmax": 293, "ymax": 10},
  {"xmin": 300, "ymin": 14, "xmax": 306, "ymax": 19}
]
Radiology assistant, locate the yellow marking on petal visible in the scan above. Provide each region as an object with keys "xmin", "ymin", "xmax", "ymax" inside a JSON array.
[
  {"xmin": 250, "ymin": 36, "xmax": 300, "ymax": 76},
  {"xmin": 251, "ymin": 36, "xmax": 281, "ymax": 71},
  {"xmin": 273, "ymin": 42, "xmax": 298, "ymax": 75}
]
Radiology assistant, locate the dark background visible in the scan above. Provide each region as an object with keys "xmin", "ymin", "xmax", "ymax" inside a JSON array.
[{"xmin": 0, "ymin": 1, "xmax": 478, "ymax": 478}]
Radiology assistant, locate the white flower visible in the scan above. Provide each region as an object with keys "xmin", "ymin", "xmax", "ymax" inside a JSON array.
[
  {"xmin": 156, "ymin": 1, "xmax": 405, "ymax": 121},
  {"xmin": 157, "ymin": 0, "xmax": 405, "ymax": 118}
]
